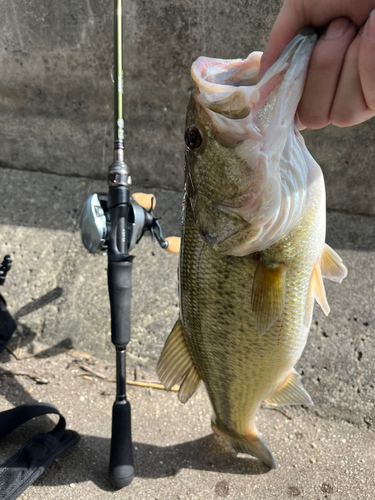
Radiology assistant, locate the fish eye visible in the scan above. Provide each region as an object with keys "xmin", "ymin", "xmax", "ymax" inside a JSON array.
[{"xmin": 185, "ymin": 125, "xmax": 202, "ymax": 150}]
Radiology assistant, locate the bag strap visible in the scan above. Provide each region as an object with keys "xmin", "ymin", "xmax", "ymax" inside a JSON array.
[{"xmin": 0, "ymin": 403, "xmax": 80, "ymax": 500}]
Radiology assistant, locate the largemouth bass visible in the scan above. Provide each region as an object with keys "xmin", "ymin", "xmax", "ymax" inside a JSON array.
[{"xmin": 157, "ymin": 30, "xmax": 347, "ymax": 469}]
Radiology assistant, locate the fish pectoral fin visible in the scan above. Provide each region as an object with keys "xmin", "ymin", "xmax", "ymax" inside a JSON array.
[
  {"xmin": 157, "ymin": 319, "xmax": 201, "ymax": 403},
  {"xmin": 321, "ymin": 244, "xmax": 348, "ymax": 283},
  {"xmin": 212, "ymin": 420, "xmax": 276, "ymax": 469},
  {"xmin": 251, "ymin": 260, "xmax": 286, "ymax": 336},
  {"xmin": 310, "ymin": 260, "xmax": 330, "ymax": 315},
  {"xmin": 265, "ymin": 369, "xmax": 313, "ymax": 406}
]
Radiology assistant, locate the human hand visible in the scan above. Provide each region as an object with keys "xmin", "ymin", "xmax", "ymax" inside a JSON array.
[{"xmin": 259, "ymin": 1, "xmax": 375, "ymax": 129}]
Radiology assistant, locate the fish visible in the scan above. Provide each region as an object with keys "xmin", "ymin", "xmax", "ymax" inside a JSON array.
[{"xmin": 157, "ymin": 29, "xmax": 347, "ymax": 469}]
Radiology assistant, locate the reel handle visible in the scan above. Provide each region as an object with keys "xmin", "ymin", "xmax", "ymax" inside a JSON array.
[
  {"xmin": 165, "ymin": 237, "xmax": 181, "ymax": 254},
  {"xmin": 109, "ymin": 400, "xmax": 134, "ymax": 488}
]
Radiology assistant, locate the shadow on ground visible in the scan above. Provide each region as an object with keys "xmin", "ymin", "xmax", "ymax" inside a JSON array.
[
  {"xmin": 0, "ymin": 376, "xmax": 269, "ymax": 493},
  {"xmin": 1, "ymin": 431, "xmax": 270, "ymax": 493},
  {"xmin": 0, "ymin": 341, "xmax": 270, "ymax": 493}
]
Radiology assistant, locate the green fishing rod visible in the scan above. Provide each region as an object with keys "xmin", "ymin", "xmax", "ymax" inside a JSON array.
[
  {"xmin": 80, "ymin": 0, "xmax": 179, "ymax": 489},
  {"xmin": 106, "ymin": 0, "xmax": 134, "ymax": 489}
]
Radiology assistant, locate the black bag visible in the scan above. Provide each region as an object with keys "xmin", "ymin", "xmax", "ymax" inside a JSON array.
[
  {"xmin": 0, "ymin": 256, "xmax": 16, "ymax": 352},
  {"xmin": 0, "ymin": 294, "xmax": 17, "ymax": 353},
  {"xmin": 0, "ymin": 255, "xmax": 79, "ymax": 500}
]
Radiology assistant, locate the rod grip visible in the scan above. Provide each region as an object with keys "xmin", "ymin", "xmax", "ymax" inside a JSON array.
[
  {"xmin": 109, "ymin": 400, "xmax": 134, "ymax": 488},
  {"xmin": 108, "ymin": 260, "xmax": 132, "ymax": 345}
]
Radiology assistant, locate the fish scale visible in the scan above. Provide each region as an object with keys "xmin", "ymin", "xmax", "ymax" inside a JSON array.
[{"xmin": 181, "ymin": 194, "xmax": 322, "ymax": 432}]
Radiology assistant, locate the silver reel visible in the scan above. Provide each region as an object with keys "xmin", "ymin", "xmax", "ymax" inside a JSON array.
[{"xmin": 80, "ymin": 193, "xmax": 146, "ymax": 254}]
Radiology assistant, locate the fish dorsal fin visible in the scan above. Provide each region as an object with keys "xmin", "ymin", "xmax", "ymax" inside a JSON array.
[
  {"xmin": 265, "ymin": 369, "xmax": 313, "ymax": 406},
  {"xmin": 157, "ymin": 319, "xmax": 201, "ymax": 403},
  {"xmin": 321, "ymin": 244, "xmax": 347, "ymax": 283},
  {"xmin": 310, "ymin": 260, "xmax": 330, "ymax": 315},
  {"xmin": 251, "ymin": 259, "xmax": 286, "ymax": 336}
]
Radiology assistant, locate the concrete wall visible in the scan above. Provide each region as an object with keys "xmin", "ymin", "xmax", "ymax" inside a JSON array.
[{"xmin": 0, "ymin": 0, "xmax": 374, "ymax": 215}]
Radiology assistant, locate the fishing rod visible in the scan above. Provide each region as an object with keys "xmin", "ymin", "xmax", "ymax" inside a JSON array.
[{"xmin": 79, "ymin": 0, "xmax": 179, "ymax": 489}]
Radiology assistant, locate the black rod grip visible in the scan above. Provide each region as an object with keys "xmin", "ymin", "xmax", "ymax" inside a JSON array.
[
  {"xmin": 108, "ymin": 260, "xmax": 132, "ymax": 346},
  {"xmin": 109, "ymin": 400, "xmax": 134, "ymax": 488}
]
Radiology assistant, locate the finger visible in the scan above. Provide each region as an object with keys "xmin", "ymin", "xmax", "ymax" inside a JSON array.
[
  {"xmin": 297, "ymin": 18, "xmax": 357, "ymax": 129},
  {"xmin": 359, "ymin": 10, "xmax": 375, "ymax": 111},
  {"xmin": 259, "ymin": 0, "xmax": 374, "ymax": 79},
  {"xmin": 330, "ymin": 30, "xmax": 375, "ymax": 127},
  {"xmin": 295, "ymin": 111, "xmax": 306, "ymax": 131},
  {"xmin": 259, "ymin": 1, "xmax": 302, "ymax": 79}
]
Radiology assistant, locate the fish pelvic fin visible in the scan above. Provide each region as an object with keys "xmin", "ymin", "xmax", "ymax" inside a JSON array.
[
  {"xmin": 251, "ymin": 259, "xmax": 287, "ymax": 336},
  {"xmin": 321, "ymin": 244, "xmax": 347, "ymax": 283},
  {"xmin": 157, "ymin": 319, "xmax": 201, "ymax": 403},
  {"xmin": 212, "ymin": 420, "xmax": 276, "ymax": 469},
  {"xmin": 265, "ymin": 368, "xmax": 313, "ymax": 406},
  {"xmin": 310, "ymin": 244, "xmax": 347, "ymax": 315},
  {"xmin": 310, "ymin": 259, "xmax": 330, "ymax": 316}
]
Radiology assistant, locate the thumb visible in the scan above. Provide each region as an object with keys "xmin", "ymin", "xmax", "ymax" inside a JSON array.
[{"xmin": 259, "ymin": 4, "xmax": 302, "ymax": 79}]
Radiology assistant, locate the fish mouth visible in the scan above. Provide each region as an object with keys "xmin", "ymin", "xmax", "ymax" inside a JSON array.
[
  {"xmin": 191, "ymin": 29, "xmax": 317, "ymax": 125},
  {"xmin": 191, "ymin": 52, "xmax": 262, "ymax": 119},
  {"xmin": 191, "ymin": 51, "xmax": 262, "ymax": 92},
  {"xmin": 253, "ymin": 28, "xmax": 317, "ymax": 140}
]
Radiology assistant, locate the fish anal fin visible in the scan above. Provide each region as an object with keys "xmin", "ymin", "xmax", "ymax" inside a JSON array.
[
  {"xmin": 321, "ymin": 244, "xmax": 348, "ymax": 283},
  {"xmin": 265, "ymin": 369, "xmax": 313, "ymax": 406},
  {"xmin": 252, "ymin": 260, "xmax": 286, "ymax": 336},
  {"xmin": 178, "ymin": 364, "xmax": 201, "ymax": 403},
  {"xmin": 157, "ymin": 319, "xmax": 201, "ymax": 402},
  {"xmin": 310, "ymin": 261, "xmax": 330, "ymax": 316},
  {"xmin": 212, "ymin": 420, "xmax": 276, "ymax": 469}
]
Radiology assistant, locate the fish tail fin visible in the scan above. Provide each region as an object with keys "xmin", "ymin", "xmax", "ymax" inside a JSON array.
[{"xmin": 212, "ymin": 420, "xmax": 276, "ymax": 469}]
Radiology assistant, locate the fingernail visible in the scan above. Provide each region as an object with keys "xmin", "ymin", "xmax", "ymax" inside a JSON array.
[
  {"xmin": 324, "ymin": 18, "xmax": 350, "ymax": 39},
  {"xmin": 364, "ymin": 10, "xmax": 375, "ymax": 40}
]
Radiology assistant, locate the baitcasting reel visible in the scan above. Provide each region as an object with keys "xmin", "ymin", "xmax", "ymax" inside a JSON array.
[{"xmin": 80, "ymin": 192, "xmax": 179, "ymax": 255}]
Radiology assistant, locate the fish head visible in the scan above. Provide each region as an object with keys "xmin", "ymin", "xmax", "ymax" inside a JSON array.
[{"xmin": 185, "ymin": 29, "xmax": 317, "ymax": 255}]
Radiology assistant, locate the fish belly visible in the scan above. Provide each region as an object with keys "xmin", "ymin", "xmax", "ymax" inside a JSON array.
[{"xmin": 180, "ymin": 194, "xmax": 325, "ymax": 436}]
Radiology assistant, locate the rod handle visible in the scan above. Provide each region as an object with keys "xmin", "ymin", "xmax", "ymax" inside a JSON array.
[
  {"xmin": 109, "ymin": 400, "xmax": 134, "ymax": 488},
  {"xmin": 108, "ymin": 261, "xmax": 132, "ymax": 345}
]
